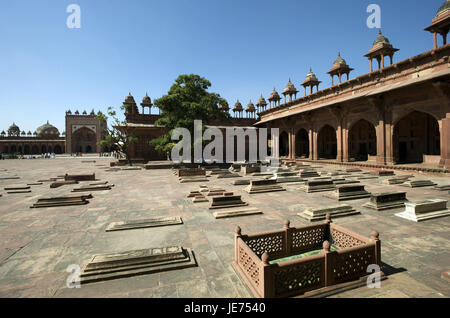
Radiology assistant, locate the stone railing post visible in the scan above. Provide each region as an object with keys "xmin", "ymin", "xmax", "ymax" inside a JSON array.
[
  {"xmin": 323, "ymin": 240, "xmax": 332, "ymax": 287},
  {"xmin": 371, "ymin": 231, "xmax": 381, "ymax": 267},
  {"xmin": 261, "ymin": 253, "xmax": 274, "ymax": 298},
  {"xmin": 325, "ymin": 213, "xmax": 332, "ymax": 241},
  {"xmin": 235, "ymin": 226, "xmax": 242, "ymax": 263},
  {"xmin": 284, "ymin": 220, "xmax": 292, "ymax": 257}
]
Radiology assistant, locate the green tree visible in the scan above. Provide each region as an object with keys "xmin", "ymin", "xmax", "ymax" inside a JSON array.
[
  {"xmin": 96, "ymin": 105, "xmax": 138, "ymax": 166},
  {"xmin": 151, "ymin": 74, "xmax": 231, "ymax": 160}
]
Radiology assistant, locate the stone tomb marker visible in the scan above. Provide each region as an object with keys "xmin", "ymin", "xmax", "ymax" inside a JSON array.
[
  {"xmin": 77, "ymin": 246, "xmax": 196, "ymax": 284},
  {"xmin": 433, "ymin": 185, "xmax": 450, "ymax": 191},
  {"xmin": 209, "ymin": 194, "xmax": 248, "ymax": 209},
  {"xmin": 106, "ymin": 217, "xmax": 183, "ymax": 232},
  {"xmin": 244, "ymin": 179, "xmax": 286, "ymax": 194},
  {"xmin": 362, "ymin": 192, "xmax": 408, "ymax": 210},
  {"xmin": 395, "ymin": 199, "xmax": 450, "ymax": 222},
  {"xmin": 298, "ymin": 204, "xmax": 360, "ymax": 222},
  {"xmin": 65, "ymin": 173, "xmax": 96, "ymax": 181},
  {"xmin": 323, "ymin": 185, "xmax": 371, "ymax": 201},
  {"xmin": 298, "ymin": 179, "xmax": 336, "ymax": 193},
  {"xmin": 232, "ymin": 179, "xmax": 251, "ymax": 186},
  {"xmin": 50, "ymin": 180, "xmax": 79, "ymax": 188},
  {"xmin": 71, "ymin": 184, "xmax": 113, "ymax": 192},
  {"xmin": 30, "ymin": 194, "xmax": 93, "ymax": 208},
  {"xmin": 212, "ymin": 207, "xmax": 263, "ymax": 219},
  {"xmin": 400, "ymin": 180, "xmax": 437, "ymax": 188},
  {"xmin": 4, "ymin": 185, "xmax": 31, "ymax": 194}
]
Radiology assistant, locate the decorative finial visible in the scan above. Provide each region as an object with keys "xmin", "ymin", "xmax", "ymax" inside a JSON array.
[
  {"xmin": 323, "ymin": 241, "xmax": 331, "ymax": 252},
  {"xmin": 284, "ymin": 220, "xmax": 290, "ymax": 229},
  {"xmin": 371, "ymin": 231, "xmax": 380, "ymax": 240},
  {"xmin": 262, "ymin": 252, "xmax": 270, "ymax": 265}
]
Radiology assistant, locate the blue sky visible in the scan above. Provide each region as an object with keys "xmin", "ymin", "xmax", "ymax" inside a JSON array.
[{"xmin": 0, "ymin": 0, "xmax": 445, "ymax": 133}]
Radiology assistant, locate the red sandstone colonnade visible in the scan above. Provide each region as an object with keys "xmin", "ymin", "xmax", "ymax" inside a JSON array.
[{"xmin": 277, "ymin": 102, "xmax": 448, "ymax": 168}]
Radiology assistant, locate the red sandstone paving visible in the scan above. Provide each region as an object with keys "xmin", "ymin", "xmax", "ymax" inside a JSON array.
[{"xmin": 0, "ymin": 158, "xmax": 449, "ymax": 298}]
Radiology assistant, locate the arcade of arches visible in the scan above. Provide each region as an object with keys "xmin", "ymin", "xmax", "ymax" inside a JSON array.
[
  {"xmin": 2, "ymin": 142, "xmax": 64, "ymax": 155},
  {"xmin": 275, "ymin": 109, "xmax": 446, "ymax": 167}
]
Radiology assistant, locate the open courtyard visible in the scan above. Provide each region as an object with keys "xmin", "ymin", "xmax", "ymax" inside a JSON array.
[{"xmin": 0, "ymin": 157, "xmax": 448, "ymax": 298}]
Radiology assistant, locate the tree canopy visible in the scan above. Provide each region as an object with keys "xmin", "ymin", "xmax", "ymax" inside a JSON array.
[
  {"xmin": 151, "ymin": 74, "xmax": 231, "ymax": 154},
  {"xmin": 96, "ymin": 105, "xmax": 138, "ymax": 165}
]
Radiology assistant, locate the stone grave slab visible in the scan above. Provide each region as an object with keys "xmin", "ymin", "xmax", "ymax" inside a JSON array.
[
  {"xmin": 7, "ymin": 190, "xmax": 32, "ymax": 194},
  {"xmin": 232, "ymin": 179, "xmax": 251, "ymax": 186},
  {"xmin": 298, "ymin": 180, "xmax": 336, "ymax": 193},
  {"xmin": 206, "ymin": 189, "xmax": 227, "ymax": 196},
  {"xmin": 192, "ymin": 194, "xmax": 208, "ymax": 203},
  {"xmin": 400, "ymin": 180, "xmax": 437, "ymax": 188},
  {"xmin": 179, "ymin": 176, "xmax": 208, "ymax": 183},
  {"xmin": 332, "ymin": 179, "xmax": 361, "ymax": 185},
  {"xmin": 209, "ymin": 195, "xmax": 248, "ymax": 209},
  {"xmin": 217, "ymin": 172, "xmax": 242, "ymax": 179},
  {"xmin": 78, "ymin": 246, "xmax": 196, "ymax": 284},
  {"xmin": 50, "ymin": 180, "xmax": 79, "ymax": 188},
  {"xmin": 244, "ymin": 179, "xmax": 286, "ymax": 194},
  {"xmin": 213, "ymin": 207, "xmax": 263, "ymax": 219},
  {"xmin": 381, "ymin": 176, "xmax": 412, "ymax": 185},
  {"xmin": 121, "ymin": 167, "xmax": 142, "ymax": 171},
  {"xmin": 187, "ymin": 191, "xmax": 202, "ymax": 198},
  {"xmin": 89, "ymin": 181, "xmax": 109, "ymax": 186},
  {"xmin": 370, "ymin": 170, "xmax": 394, "ymax": 176},
  {"xmin": 178, "ymin": 168, "xmax": 206, "ymax": 177},
  {"xmin": 72, "ymin": 185, "xmax": 113, "ymax": 192},
  {"xmin": 65, "ymin": 173, "xmax": 96, "ymax": 181},
  {"xmin": 299, "ymin": 170, "xmax": 320, "ymax": 178},
  {"xmin": 27, "ymin": 182, "xmax": 43, "ymax": 186},
  {"xmin": 30, "ymin": 194, "xmax": 93, "ymax": 208},
  {"xmin": 346, "ymin": 168, "xmax": 362, "ymax": 173},
  {"xmin": 0, "ymin": 176, "xmax": 20, "ymax": 180},
  {"xmin": 241, "ymin": 166, "xmax": 261, "ymax": 176},
  {"xmin": 362, "ymin": 192, "xmax": 408, "ymax": 211},
  {"xmin": 298, "ymin": 204, "xmax": 360, "ymax": 222},
  {"xmin": 395, "ymin": 199, "xmax": 450, "ymax": 222},
  {"xmin": 105, "ymin": 217, "xmax": 183, "ymax": 232},
  {"xmin": 323, "ymin": 185, "xmax": 371, "ymax": 201},
  {"xmin": 4, "ymin": 185, "xmax": 31, "ymax": 191},
  {"xmin": 433, "ymin": 185, "xmax": 450, "ymax": 191}
]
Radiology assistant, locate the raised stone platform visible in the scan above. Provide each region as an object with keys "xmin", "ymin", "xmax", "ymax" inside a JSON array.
[
  {"xmin": 298, "ymin": 180, "xmax": 336, "ymax": 193},
  {"xmin": 232, "ymin": 179, "xmax": 251, "ymax": 186},
  {"xmin": 363, "ymin": 192, "xmax": 408, "ymax": 211},
  {"xmin": 78, "ymin": 246, "xmax": 197, "ymax": 284},
  {"xmin": 400, "ymin": 180, "xmax": 437, "ymax": 188},
  {"xmin": 299, "ymin": 170, "xmax": 320, "ymax": 178},
  {"xmin": 30, "ymin": 194, "xmax": 93, "ymax": 208},
  {"xmin": 50, "ymin": 180, "xmax": 79, "ymax": 188},
  {"xmin": 371, "ymin": 170, "xmax": 395, "ymax": 176},
  {"xmin": 323, "ymin": 185, "xmax": 371, "ymax": 201},
  {"xmin": 209, "ymin": 194, "xmax": 248, "ymax": 209},
  {"xmin": 244, "ymin": 179, "xmax": 286, "ymax": 194},
  {"xmin": 297, "ymin": 205, "xmax": 360, "ymax": 222},
  {"xmin": 433, "ymin": 185, "xmax": 450, "ymax": 191},
  {"xmin": 65, "ymin": 173, "xmax": 96, "ymax": 181},
  {"xmin": 72, "ymin": 185, "xmax": 113, "ymax": 192},
  {"xmin": 212, "ymin": 207, "xmax": 263, "ymax": 219},
  {"xmin": 381, "ymin": 176, "xmax": 412, "ymax": 185},
  {"xmin": 395, "ymin": 199, "xmax": 450, "ymax": 222},
  {"xmin": 179, "ymin": 176, "xmax": 209, "ymax": 183},
  {"xmin": 105, "ymin": 217, "xmax": 183, "ymax": 232}
]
